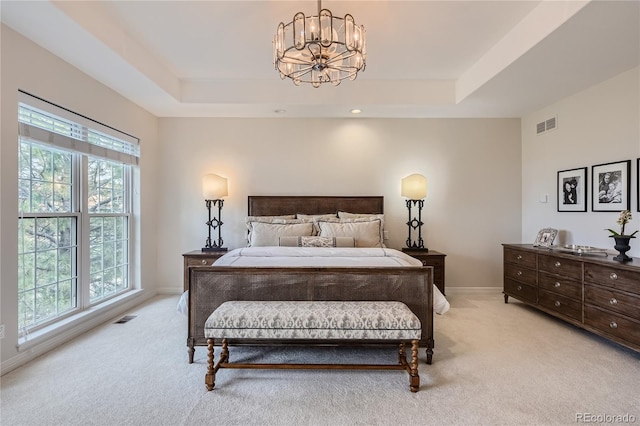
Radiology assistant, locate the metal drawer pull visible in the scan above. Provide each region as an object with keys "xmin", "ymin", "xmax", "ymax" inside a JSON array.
[
  {"xmin": 554, "ymin": 282, "xmax": 561, "ymax": 288},
  {"xmin": 609, "ymin": 298, "xmax": 618, "ymax": 305},
  {"xmin": 516, "ymin": 255, "xmax": 522, "ymax": 260},
  {"xmin": 201, "ymin": 259, "xmax": 208, "ymax": 265},
  {"xmin": 516, "ymin": 271, "xmax": 522, "ymax": 276},
  {"xmin": 609, "ymin": 273, "xmax": 618, "ymax": 280},
  {"xmin": 554, "ymin": 261, "xmax": 561, "ymax": 267},
  {"xmin": 517, "ymin": 285, "xmax": 522, "ymax": 291},
  {"xmin": 554, "ymin": 301, "xmax": 561, "ymax": 307},
  {"xmin": 609, "ymin": 321, "xmax": 618, "ymax": 329}
]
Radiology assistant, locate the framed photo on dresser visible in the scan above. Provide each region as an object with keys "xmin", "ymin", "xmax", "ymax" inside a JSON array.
[
  {"xmin": 533, "ymin": 228, "xmax": 558, "ymax": 247},
  {"xmin": 591, "ymin": 160, "xmax": 630, "ymax": 212},
  {"xmin": 557, "ymin": 167, "xmax": 587, "ymax": 212}
]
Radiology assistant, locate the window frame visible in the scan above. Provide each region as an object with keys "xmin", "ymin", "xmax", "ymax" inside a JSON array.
[{"xmin": 17, "ymin": 94, "xmax": 138, "ymax": 339}]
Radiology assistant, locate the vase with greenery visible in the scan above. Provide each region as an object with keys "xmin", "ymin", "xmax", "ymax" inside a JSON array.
[{"xmin": 606, "ymin": 210, "xmax": 637, "ymax": 262}]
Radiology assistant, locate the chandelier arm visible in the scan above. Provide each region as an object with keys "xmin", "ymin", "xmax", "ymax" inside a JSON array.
[
  {"xmin": 280, "ymin": 55, "xmax": 313, "ymax": 66},
  {"xmin": 325, "ymin": 65, "xmax": 358, "ymax": 75},
  {"xmin": 323, "ymin": 51, "xmax": 356, "ymax": 66},
  {"xmin": 290, "ymin": 66, "xmax": 314, "ymax": 79}
]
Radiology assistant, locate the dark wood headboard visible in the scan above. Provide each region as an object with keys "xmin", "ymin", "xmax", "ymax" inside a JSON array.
[{"xmin": 248, "ymin": 196, "xmax": 384, "ymax": 216}]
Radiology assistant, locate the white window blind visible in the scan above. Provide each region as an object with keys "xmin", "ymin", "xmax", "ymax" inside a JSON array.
[{"xmin": 18, "ymin": 92, "xmax": 140, "ymax": 166}]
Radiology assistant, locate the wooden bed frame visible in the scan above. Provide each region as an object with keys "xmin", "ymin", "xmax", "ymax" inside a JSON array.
[{"xmin": 186, "ymin": 196, "xmax": 434, "ymax": 363}]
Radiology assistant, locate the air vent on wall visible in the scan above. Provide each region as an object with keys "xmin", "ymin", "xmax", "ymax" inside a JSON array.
[{"xmin": 536, "ymin": 116, "xmax": 557, "ymax": 134}]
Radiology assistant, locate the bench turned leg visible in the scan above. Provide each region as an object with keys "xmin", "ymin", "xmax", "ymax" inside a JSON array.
[
  {"xmin": 410, "ymin": 339, "xmax": 420, "ymax": 393},
  {"xmin": 205, "ymin": 338, "xmax": 216, "ymax": 391},
  {"xmin": 220, "ymin": 338, "xmax": 229, "ymax": 364},
  {"xmin": 398, "ymin": 342, "xmax": 406, "ymax": 364}
]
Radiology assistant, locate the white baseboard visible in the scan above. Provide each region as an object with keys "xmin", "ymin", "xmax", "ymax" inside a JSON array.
[
  {"xmin": 445, "ymin": 286, "xmax": 502, "ymax": 294},
  {"xmin": 1, "ymin": 289, "xmax": 154, "ymax": 376},
  {"xmin": 156, "ymin": 287, "xmax": 183, "ymax": 295}
]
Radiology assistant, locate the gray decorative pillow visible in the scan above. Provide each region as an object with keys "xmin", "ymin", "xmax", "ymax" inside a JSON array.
[{"xmin": 279, "ymin": 236, "xmax": 355, "ymax": 247}]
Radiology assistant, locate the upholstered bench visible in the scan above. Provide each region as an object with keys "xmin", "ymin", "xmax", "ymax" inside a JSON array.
[{"xmin": 204, "ymin": 300, "xmax": 422, "ymax": 392}]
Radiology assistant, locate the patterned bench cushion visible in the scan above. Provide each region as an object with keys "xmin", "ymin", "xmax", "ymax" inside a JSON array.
[{"xmin": 204, "ymin": 301, "xmax": 421, "ymax": 340}]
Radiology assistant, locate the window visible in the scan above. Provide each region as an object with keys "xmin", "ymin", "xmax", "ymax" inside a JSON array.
[
  {"xmin": 17, "ymin": 93, "xmax": 139, "ymax": 336},
  {"xmin": 88, "ymin": 158, "xmax": 129, "ymax": 303},
  {"xmin": 18, "ymin": 142, "xmax": 78, "ymax": 331}
]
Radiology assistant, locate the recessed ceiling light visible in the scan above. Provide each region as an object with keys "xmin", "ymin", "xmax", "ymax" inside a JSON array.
[{"xmin": 350, "ymin": 109, "xmax": 362, "ymax": 114}]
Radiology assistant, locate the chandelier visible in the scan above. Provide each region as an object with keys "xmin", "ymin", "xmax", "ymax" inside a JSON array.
[{"xmin": 273, "ymin": 0, "xmax": 366, "ymax": 87}]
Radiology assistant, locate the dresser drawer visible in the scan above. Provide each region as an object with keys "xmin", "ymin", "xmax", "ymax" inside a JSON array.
[
  {"xmin": 421, "ymin": 256, "xmax": 444, "ymax": 268},
  {"xmin": 538, "ymin": 272, "xmax": 582, "ymax": 300},
  {"xmin": 584, "ymin": 305, "xmax": 640, "ymax": 347},
  {"xmin": 504, "ymin": 263, "xmax": 537, "ymax": 286},
  {"xmin": 504, "ymin": 279, "xmax": 537, "ymax": 303},
  {"xmin": 504, "ymin": 248, "xmax": 536, "ymax": 269},
  {"xmin": 539, "ymin": 289, "xmax": 582, "ymax": 321},
  {"xmin": 538, "ymin": 254, "xmax": 582, "ymax": 279},
  {"xmin": 585, "ymin": 284, "xmax": 640, "ymax": 321},
  {"xmin": 584, "ymin": 264, "xmax": 640, "ymax": 294},
  {"xmin": 185, "ymin": 256, "xmax": 220, "ymax": 267}
]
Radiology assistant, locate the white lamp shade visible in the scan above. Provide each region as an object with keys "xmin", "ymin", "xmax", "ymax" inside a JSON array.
[
  {"xmin": 401, "ymin": 174, "xmax": 427, "ymax": 199},
  {"xmin": 202, "ymin": 174, "xmax": 228, "ymax": 200}
]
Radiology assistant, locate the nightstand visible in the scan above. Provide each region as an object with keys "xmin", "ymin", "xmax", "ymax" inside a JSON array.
[
  {"xmin": 182, "ymin": 250, "xmax": 227, "ymax": 291},
  {"xmin": 401, "ymin": 248, "xmax": 446, "ymax": 295}
]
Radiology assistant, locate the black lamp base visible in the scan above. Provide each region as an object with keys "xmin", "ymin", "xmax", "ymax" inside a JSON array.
[
  {"xmin": 403, "ymin": 247, "xmax": 429, "ymax": 253},
  {"xmin": 202, "ymin": 247, "xmax": 228, "ymax": 252}
]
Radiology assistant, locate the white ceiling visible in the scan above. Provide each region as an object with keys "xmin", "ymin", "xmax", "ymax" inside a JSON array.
[{"xmin": 2, "ymin": 0, "xmax": 639, "ymax": 118}]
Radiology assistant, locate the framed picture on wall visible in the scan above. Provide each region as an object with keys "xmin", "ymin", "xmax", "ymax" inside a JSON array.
[
  {"xmin": 591, "ymin": 160, "xmax": 631, "ymax": 212},
  {"xmin": 557, "ymin": 167, "xmax": 587, "ymax": 212}
]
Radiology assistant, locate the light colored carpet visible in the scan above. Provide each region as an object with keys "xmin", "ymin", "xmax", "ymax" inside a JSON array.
[{"xmin": 1, "ymin": 291, "xmax": 639, "ymax": 426}]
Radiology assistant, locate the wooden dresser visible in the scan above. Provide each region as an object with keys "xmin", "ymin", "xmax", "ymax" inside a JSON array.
[{"xmin": 503, "ymin": 244, "xmax": 640, "ymax": 353}]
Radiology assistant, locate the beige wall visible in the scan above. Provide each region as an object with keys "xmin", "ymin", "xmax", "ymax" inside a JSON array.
[
  {"xmin": 2, "ymin": 15, "xmax": 637, "ymax": 376},
  {"xmin": 157, "ymin": 117, "xmax": 523, "ymax": 293},
  {"xmin": 1, "ymin": 25, "xmax": 159, "ymax": 369},
  {"xmin": 522, "ymin": 67, "xmax": 640, "ymax": 255}
]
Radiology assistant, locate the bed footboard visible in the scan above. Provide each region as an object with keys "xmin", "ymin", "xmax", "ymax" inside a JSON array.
[{"xmin": 187, "ymin": 266, "xmax": 434, "ymax": 364}]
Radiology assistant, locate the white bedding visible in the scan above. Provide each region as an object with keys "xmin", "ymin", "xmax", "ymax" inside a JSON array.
[
  {"xmin": 215, "ymin": 246, "xmax": 423, "ymax": 267},
  {"xmin": 177, "ymin": 246, "xmax": 450, "ymax": 315}
]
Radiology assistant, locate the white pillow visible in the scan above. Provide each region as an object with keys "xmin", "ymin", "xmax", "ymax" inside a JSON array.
[
  {"xmin": 245, "ymin": 215, "xmax": 296, "ymax": 227},
  {"xmin": 245, "ymin": 215, "xmax": 297, "ymax": 243},
  {"xmin": 248, "ymin": 221, "xmax": 314, "ymax": 247},
  {"xmin": 338, "ymin": 211, "xmax": 385, "ymax": 237},
  {"xmin": 296, "ymin": 213, "xmax": 338, "ymax": 220},
  {"xmin": 316, "ymin": 218, "xmax": 384, "ymax": 248},
  {"xmin": 296, "ymin": 213, "xmax": 339, "ymax": 235}
]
